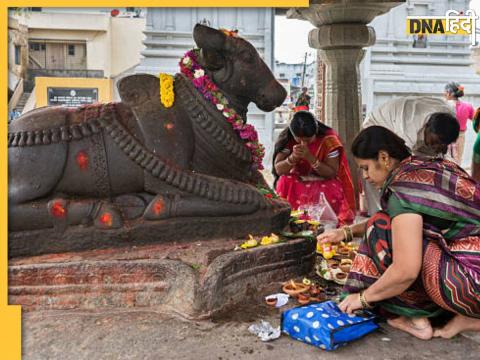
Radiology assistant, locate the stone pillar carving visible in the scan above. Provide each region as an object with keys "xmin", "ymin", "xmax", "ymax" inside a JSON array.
[
  {"xmin": 309, "ymin": 24, "xmax": 375, "ymax": 154},
  {"xmin": 314, "ymin": 54, "xmax": 326, "ymax": 122}
]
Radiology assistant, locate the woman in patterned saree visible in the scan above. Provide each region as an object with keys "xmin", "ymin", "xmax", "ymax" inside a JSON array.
[
  {"xmin": 318, "ymin": 125, "xmax": 480, "ymax": 340},
  {"xmin": 273, "ymin": 111, "xmax": 355, "ymax": 225}
]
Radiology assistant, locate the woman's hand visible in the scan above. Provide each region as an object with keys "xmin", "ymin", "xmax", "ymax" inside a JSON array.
[
  {"xmin": 338, "ymin": 293, "xmax": 362, "ymax": 314},
  {"xmin": 292, "ymin": 144, "xmax": 312, "ymax": 159},
  {"xmin": 293, "ymin": 144, "xmax": 317, "ymax": 164},
  {"xmin": 317, "ymin": 228, "xmax": 345, "ymax": 245},
  {"xmin": 292, "ymin": 144, "xmax": 307, "ymax": 159}
]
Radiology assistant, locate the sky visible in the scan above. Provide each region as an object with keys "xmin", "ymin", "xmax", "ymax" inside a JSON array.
[
  {"xmin": 275, "ymin": 1, "xmax": 480, "ymax": 64},
  {"xmin": 274, "ymin": 16, "xmax": 314, "ymax": 64},
  {"xmin": 473, "ymin": 0, "xmax": 480, "ymax": 11}
]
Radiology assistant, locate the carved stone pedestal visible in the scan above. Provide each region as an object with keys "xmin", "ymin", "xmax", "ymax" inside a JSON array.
[{"xmin": 9, "ymin": 237, "xmax": 315, "ymax": 317}]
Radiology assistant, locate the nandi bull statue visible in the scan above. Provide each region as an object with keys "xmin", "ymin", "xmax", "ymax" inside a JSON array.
[{"xmin": 8, "ymin": 24, "xmax": 290, "ymax": 257}]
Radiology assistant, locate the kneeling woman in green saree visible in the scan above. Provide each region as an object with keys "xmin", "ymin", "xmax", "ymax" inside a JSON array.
[{"xmin": 318, "ymin": 125, "xmax": 480, "ymax": 340}]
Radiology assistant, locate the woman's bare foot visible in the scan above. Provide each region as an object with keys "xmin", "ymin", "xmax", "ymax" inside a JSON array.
[
  {"xmin": 387, "ymin": 316, "xmax": 433, "ymax": 340},
  {"xmin": 433, "ymin": 314, "xmax": 480, "ymax": 339}
]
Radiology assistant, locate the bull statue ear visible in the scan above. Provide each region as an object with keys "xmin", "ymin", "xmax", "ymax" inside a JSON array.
[
  {"xmin": 200, "ymin": 48, "xmax": 224, "ymax": 70},
  {"xmin": 117, "ymin": 74, "xmax": 159, "ymax": 107},
  {"xmin": 193, "ymin": 24, "xmax": 227, "ymax": 70},
  {"xmin": 193, "ymin": 24, "xmax": 226, "ymax": 52}
]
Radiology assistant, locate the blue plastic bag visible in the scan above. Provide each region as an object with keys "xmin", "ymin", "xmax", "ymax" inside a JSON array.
[{"xmin": 281, "ymin": 301, "xmax": 378, "ymax": 351}]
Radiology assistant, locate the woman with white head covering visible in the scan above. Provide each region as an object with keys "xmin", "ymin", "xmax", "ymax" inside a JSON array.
[{"xmin": 361, "ymin": 96, "xmax": 456, "ymax": 214}]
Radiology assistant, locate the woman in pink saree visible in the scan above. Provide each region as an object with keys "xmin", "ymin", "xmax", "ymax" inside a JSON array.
[{"xmin": 273, "ymin": 111, "xmax": 355, "ymax": 225}]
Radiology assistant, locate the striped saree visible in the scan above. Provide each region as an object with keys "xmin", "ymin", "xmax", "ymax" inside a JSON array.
[{"xmin": 344, "ymin": 156, "xmax": 480, "ymax": 318}]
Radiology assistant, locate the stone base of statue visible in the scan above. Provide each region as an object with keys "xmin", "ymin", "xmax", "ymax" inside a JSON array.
[
  {"xmin": 9, "ymin": 206, "xmax": 290, "ymax": 258},
  {"xmin": 9, "ymin": 237, "xmax": 315, "ymax": 317}
]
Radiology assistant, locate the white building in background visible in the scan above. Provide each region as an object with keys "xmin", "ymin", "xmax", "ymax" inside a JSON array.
[
  {"xmin": 8, "ymin": 7, "xmax": 146, "ymax": 113},
  {"xmin": 361, "ymin": 0, "xmax": 480, "ymax": 112},
  {"xmin": 137, "ymin": 8, "xmax": 277, "ymax": 168},
  {"xmin": 275, "ymin": 59, "xmax": 316, "ymax": 103},
  {"xmin": 273, "ymin": 60, "xmax": 316, "ymax": 141},
  {"xmin": 360, "ymin": 0, "xmax": 480, "ymax": 168},
  {"xmin": 474, "ymin": 48, "xmax": 480, "ymax": 73}
]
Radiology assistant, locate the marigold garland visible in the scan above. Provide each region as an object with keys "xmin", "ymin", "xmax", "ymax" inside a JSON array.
[
  {"xmin": 179, "ymin": 49, "xmax": 265, "ymax": 171},
  {"xmin": 219, "ymin": 28, "xmax": 239, "ymax": 37},
  {"xmin": 159, "ymin": 73, "xmax": 175, "ymax": 108}
]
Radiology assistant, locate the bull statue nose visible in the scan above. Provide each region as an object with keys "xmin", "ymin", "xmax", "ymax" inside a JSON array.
[{"xmin": 256, "ymin": 80, "xmax": 287, "ymax": 111}]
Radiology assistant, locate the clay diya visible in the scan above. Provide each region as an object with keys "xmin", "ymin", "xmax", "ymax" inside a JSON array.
[
  {"xmin": 340, "ymin": 259, "xmax": 353, "ymax": 273},
  {"xmin": 337, "ymin": 247, "xmax": 350, "ymax": 256},
  {"xmin": 282, "ymin": 280, "xmax": 309, "ymax": 296},
  {"xmin": 334, "ymin": 272, "xmax": 347, "ymax": 281},
  {"xmin": 265, "ymin": 297, "xmax": 278, "ymax": 307},
  {"xmin": 330, "ymin": 263, "xmax": 339, "ymax": 270},
  {"xmin": 297, "ymin": 293, "xmax": 311, "ymax": 305},
  {"xmin": 327, "ymin": 259, "xmax": 339, "ymax": 267},
  {"xmin": 340, "ymin": 264, "xmax": 351, "ymax": 273}
]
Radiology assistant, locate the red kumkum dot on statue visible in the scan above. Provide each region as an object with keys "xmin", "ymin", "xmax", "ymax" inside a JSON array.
[
  {"xmin": 51, "ymin": 201, "xmax": 66, "ymax": 218},
  {"xmin": 164, "ymin": 122, "xmax": 174, "ymax": 131},
  {"xmin": 152, "ymin": 199, "xmax": 164, "ymax": 215},
  {"xmin": 76, "ymin": 151, "xmax": 89, "ymax": 170},
  {"xmin": 99, "ymin": 212, "xmax": 113, "ymax": 227}
]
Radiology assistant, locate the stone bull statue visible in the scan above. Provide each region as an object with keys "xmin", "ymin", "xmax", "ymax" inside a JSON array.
[{"xmin": 8, "ymin": 24, "xmax": 290, "ymax": 257}]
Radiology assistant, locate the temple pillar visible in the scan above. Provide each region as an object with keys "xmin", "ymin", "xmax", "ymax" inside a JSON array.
[{"xmin": 309, "ymin": 24, "xmax": 374, "ymax": 155}]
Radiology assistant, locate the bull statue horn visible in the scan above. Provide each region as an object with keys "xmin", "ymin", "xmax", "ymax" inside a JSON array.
[{"xmin": 193, "ymin": 24, "xmax": 226, "ymax": 52}]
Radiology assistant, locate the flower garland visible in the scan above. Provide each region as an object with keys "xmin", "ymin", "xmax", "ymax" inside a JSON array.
[
  {"xmin": 179, "ymin": 49, "xmax": 265, "ymax": 170},
  {"xmin": 159, "ymin": 73, "xmax": 175, "ymax": 108}
]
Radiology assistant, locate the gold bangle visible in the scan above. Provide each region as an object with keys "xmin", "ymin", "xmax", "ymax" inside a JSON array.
[
  {"xmin": 348, "ymin": 226, "xmax": 353, "ymax": 241},
  {"xmin": 360, "ymin": 290, "xmax": 373, "ymax": 309},
  {"xmin": 312, "ymin": 159, "xmax": 321, "ymax": 169},
  {"xmin": 342, "ymin": 226, "xmax": 353, "ymax": 242}
]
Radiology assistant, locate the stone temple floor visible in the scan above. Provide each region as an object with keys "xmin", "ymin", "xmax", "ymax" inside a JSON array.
[
  {"xmin": 22, "ymin": 263, "xmax": 480, "ymax": 360},
  {"xmin": 22, "ymin": 295, "xmax": 480, "ymax": 360}
]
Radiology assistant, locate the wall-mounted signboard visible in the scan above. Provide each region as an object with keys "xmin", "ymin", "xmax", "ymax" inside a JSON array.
[{"xmin": 47, "ymin": 87, "xmax": 98, "ymax": 107}]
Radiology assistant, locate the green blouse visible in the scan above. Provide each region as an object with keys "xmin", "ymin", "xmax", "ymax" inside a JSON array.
[{"xmin": 387, "ymin": 194, "xmax": 453, "ymax": 230}]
